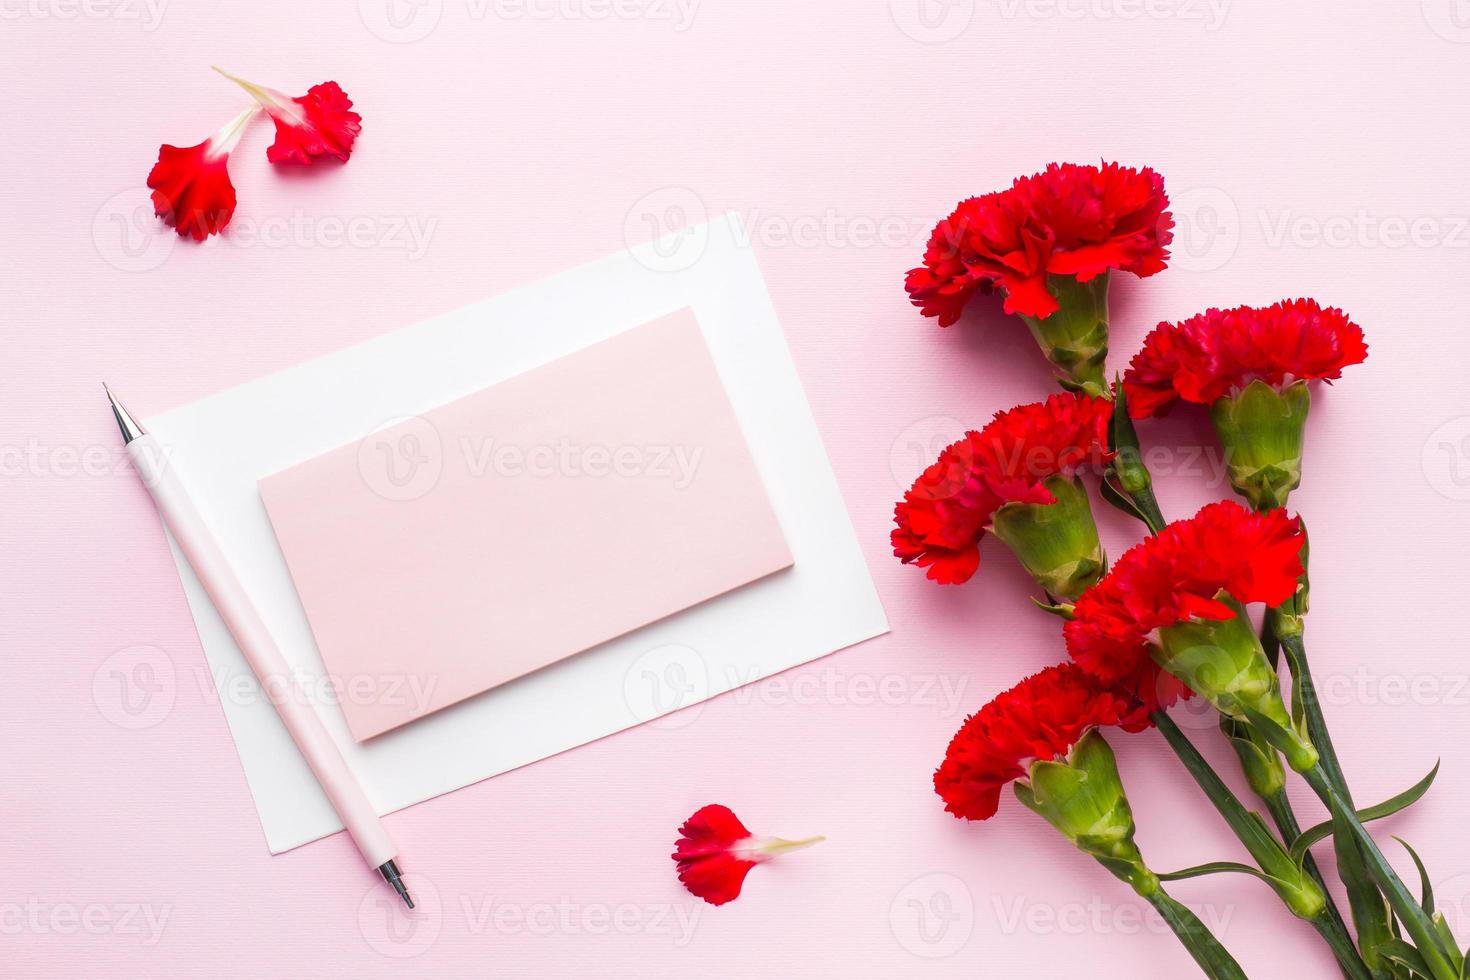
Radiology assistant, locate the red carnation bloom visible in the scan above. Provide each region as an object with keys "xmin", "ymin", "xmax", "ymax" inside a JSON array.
[
  {"xmin": 147, "ymin": 106, "xmax": 257, "ymax": 240},
  {"xmin": 934, "ymin": 663, "xmax": 1151, "ymax": 821},
  {"xmin": 215, "ymin": 69, "xmax": 362, "ymax": 165},
  {"xmin": 1124, "ymin": 299, "xmax": 1369, "ymax": 418},
  {"xmin": 892, "ymin": 393, "xmax": 1113, "ymax": 584},
  {"xmin": 672, "ymin": 805, "xmax": 823, "ymax": 906},
  {"xmin": 906, "ymin": 162, "xmax": 1173, "ymax": 323},
  {"xmin": 1064, "ymin": 501, "xmax": 1305, "ymax": 688}
]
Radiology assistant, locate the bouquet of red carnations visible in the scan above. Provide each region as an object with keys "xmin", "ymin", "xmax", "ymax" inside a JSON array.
[{"xmin": 896, "ymin": 162, "xmax": 1451, "ymax": 980}]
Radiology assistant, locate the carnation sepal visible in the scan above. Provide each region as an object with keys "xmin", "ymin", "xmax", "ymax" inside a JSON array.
[
  {"xmin": 1211, "ymin": 379, "xmax": 1311, "ymax": 510},
  {"xmin": 1029, "ymin": 597, "xmax": 1076, "ymax": 619},
  {"xmin": 990, "ymin": 475, "xmax": 1105, "ymax": 600},
  {"xmin": 1012, "ymin": 731, "xmax": 1157, "ymax": 896},
  {"xmin": 1017, "ymin": 273, "xmax": 1111, "ymax": 394},
  {"xmin": 1153, "ymin": 600, "xmax": 1316, "ymax": 769}
]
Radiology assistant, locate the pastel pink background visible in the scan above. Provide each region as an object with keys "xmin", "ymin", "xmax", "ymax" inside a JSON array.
[{"xmin": 6, "ymin": 2, "xmax": 1470, "ymax": 976}]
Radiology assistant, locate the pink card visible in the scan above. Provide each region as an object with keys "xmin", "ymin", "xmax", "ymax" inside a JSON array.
[{"xmin": 258, "ymin": 310, "xmax": 793, "ymax": 740}]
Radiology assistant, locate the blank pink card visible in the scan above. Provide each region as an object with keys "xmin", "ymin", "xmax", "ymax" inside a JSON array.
[{"xmin": 258, "ymin": 310, "xmax": 793, "ymax": 741}]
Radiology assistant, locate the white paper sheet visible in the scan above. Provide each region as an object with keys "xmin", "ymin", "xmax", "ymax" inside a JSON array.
[{"xmin": 146, "ymin": 214, "xmax": 889, "ymax": 853}]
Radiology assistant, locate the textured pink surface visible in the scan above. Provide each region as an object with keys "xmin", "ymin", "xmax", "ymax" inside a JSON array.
[
  {"xmin": 6, "ymin": 2, "xmax": 1470, "ymax": 976},
  {"xmin": 259, "ymin": 309, "xmax": 793, "ymax": 740}
]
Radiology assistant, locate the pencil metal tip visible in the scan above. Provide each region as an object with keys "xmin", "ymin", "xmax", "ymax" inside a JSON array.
[
  {"xmin": 378, "ymin": 859, "xmax": 414, "ymax": 910},
  {"xmin": 103, "ymin": 384, "xmax": 146, "ymax": 444}
]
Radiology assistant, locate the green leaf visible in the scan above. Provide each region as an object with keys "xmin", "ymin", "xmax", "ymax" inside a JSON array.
[
  {"xmin": 1379, "ymin": 939, "xmax": 1433, "ymax": 978},
  {"xmin": 1158, "ymin": 862, "xmax": 1279, "ymax": 884},
  {"xmin": 1433, "ymin": 912, "xmax": 1464, "ymax": 976},
  {"xmin": 1290, "ymin": 762, "xmax": 1440, "ymax": 865},
  {"xmin": 1397, "ymin": 838, "xmax": 1435, "ymax": 915}
]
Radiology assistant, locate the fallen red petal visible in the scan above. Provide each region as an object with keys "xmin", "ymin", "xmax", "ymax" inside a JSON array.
[{"xmin": 265, "ymin": 81, "xmax": 361, "ymax": 165}]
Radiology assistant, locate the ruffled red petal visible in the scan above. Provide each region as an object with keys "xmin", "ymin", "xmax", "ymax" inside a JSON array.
[
  {"xmin": 906, "ymin": 162, "xmax": 1173, "ymax": 323},
  {"xmin": 1124, "ymin": 299, "xmax": 1369, "ymax": 417},
  {"xmin": 266, "ymin": 81, "xmax": 362, "ymax": 165},
  {"xmin": 934, "ymin": 663, "xmax": 1149, "ymax": 821},
  {"xmin": 1064, "ymin": 501, "xmax": 1304, "ymax": 687},
  {"xmin": 672, "ymin": 805, "xmax": 756, "ymax": 906},
  {"xmin": 147, "ymin": 142, "xmax": 236, "ymax": 241},
  {"xmin": 892, "ymin": 393, "xmax": 1113, "ymax": 584}
]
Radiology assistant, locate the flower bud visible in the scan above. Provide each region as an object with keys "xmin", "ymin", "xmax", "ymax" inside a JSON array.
[
  {"xmin": 1014, "ymin": 730, "xmax": 1159, "ymax": 896},
  {"xmin": 1017, "ymin": 273, "xmax": 1111, "ymax": 394},
  {"xmin": 1209, "ymin": 379, "xmax": 1310, "ymax": 511},
  {"xmin": 1221, "ymin": 717, "xmax": 1286, "ymax": 798},
  {"xmin": 989, "ymin": 475, "xmax": 1105, "ymax": 600},
  {"xmin": 1153, "ymin": 599, "xmax": 1318, "ymax": 772}
]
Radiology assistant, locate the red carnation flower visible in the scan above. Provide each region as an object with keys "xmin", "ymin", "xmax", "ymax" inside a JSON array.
[
  {"xmin": 1064, "ymin": 501, "xmax": 1305, "ymax": 689},
  {"xmin": 892, "ymin": 393, "xmax": 1113, "ymax": 585},
  {"xmin": 672, "ymin": 805, "xmax": 823, "ymax": 906},
  {"xmin": 906, "ymin": 162, "xmax": 1173, "ymax": 323},
  {"xmin": 215, "ymin": 68, "xmax": 362, "ymax": 165},
  {"xmin": 934, "ymin": 663, "xmax": 1151, "ymax": 821},
  {"xmin": 147, "ymin": 106, "xmax": 257, "ymax": 240},
  {"xmin": 1124, "ymin": 299, "xmax": 1368, "ymax": 419}
]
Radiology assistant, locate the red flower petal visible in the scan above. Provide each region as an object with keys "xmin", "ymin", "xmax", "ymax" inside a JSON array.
[
  {"xmin": 906, "ymin": 162, "xmax": 1172, "ymax": 324},
  {"xmin": 146, "ymin": 107, "xmax": 256, "ymax": 241},
  {"xmin": 934, "ymin": 663, "xmax": 1150, "ymax": 821},
  {"xmin": 1124, "ymin": 299, "xmax": 1369, "ymax": 417},
  {"xmin": 671, "ymin": 805, "xmax": 822, "ymax": 906},
  {"xmin": 1064, "ymin": 501, "xmax": 1305, "ymax": 688},
  {"xmin": 892, "ymin": 393, "xmax": 1113, "ymax": 584},
  {"xmin": 215, "ymin": 69, "xmax": 361, "ymax": 165},
  {"xmin": 265, "ymin": 82, "xmax": 362, "ymax": 165}
]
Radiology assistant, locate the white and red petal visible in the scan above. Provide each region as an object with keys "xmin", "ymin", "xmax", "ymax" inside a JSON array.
[
  {"xmin": 671, "ymin": 805, "xmax": 823, "ymax": 906},
  {"xmin": 216, "ymin": 69, "xmax": 361, "ymax": 165},
  {"xmin": 147, "ymin": 106, "xmax": 256, "ymax": 240}
]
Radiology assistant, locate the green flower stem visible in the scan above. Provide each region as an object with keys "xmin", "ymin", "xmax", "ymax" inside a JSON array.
[
  {"xmin": 1275, "ymin": 620, "xmax": 1394, "ymax": 976},
  {"xmin": 1300, "ymin": 764, "xmax": 1460, "ymax": 980},
  {"xmin": 1154, "ymin": 713, "xmax": 1371, "ymax": 980},
  {"xmin": 1142, "ymin": 888, "xmax": 1250, "ymax": 980},
  {"xmin": 1259, "ymin": 786, "xmax": 1364, "ymax": 976}
]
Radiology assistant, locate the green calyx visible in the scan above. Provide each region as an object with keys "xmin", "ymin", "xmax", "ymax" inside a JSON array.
[
  {"xmin": 1220, "ymin": 716, "xmax": 1286, "ymax": 798},
  {"xmin": 990, "ymin": 474, "xmax": 1105, "ymax": 601},
  {"xmin": 1153, "ymin": 601, "xmax": 1318, "ymax": 772},
  {"xmin": 1210, "ymin": 379, "xmax": 1310, "ymax": 511},
  {"xmin": 1014, "ymin": 730, "xmax": 1159, "ymax": 897},
  {"xmin": 1017, "ymin": 272, "xmax": 1111, "ymax": 395}
]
